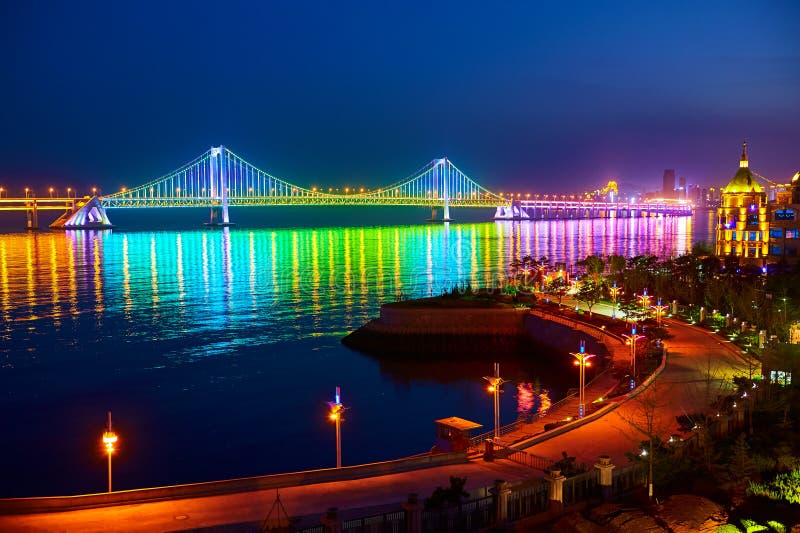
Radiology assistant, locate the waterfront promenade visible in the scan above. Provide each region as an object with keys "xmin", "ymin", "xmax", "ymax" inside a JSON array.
[{"xmin": 0, "ymin": 302, "xmax": 754, "ymax": 532}]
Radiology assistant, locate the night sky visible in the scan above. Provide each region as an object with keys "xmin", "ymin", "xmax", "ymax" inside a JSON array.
[{"xmin": 1, "ymin": 1, "xmax": 799, "ymax": 195}]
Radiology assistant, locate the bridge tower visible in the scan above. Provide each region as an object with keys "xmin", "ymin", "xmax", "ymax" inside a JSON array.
[
  {"xmin": 435, "ymin": 158, "xmax": 452, "ymax": 222},
  {"xmin": 206, "ymin": 146, "xmax": 234, "ymax": 227}
]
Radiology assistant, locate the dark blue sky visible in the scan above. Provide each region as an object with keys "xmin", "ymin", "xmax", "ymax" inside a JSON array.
[{"xmin": 1, "ymin": 0, "xmax": 798, "ymax": 195}]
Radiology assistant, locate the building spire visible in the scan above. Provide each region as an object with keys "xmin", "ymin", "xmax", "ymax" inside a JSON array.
[{"xmin": 740, "ymin": 140, "xmax": 748, "ymax": 168}]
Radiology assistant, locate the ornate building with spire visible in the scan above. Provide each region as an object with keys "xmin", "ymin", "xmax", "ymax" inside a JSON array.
[{"xmin": 715, "ymin": 142, "xmax": 769, "ymax": 264}]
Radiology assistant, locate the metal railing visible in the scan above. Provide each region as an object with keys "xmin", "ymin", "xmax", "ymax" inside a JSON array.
[
  {"xmin": 422, "ymin": 495, "xmax": 494, "ymax": 533},
  {"xmin": 342, "ymin": 510, "xmax": 406, "ymax": 533}
]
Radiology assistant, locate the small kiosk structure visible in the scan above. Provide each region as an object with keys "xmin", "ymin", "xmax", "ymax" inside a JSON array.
[{"xmin": 434, "ymin": 417, "xmax": 482, "ymax": 452}]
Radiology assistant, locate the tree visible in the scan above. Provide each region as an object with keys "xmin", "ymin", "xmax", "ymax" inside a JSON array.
[
  {"xmin": 425, "ymin": 476, "xmax": 469, "ymax": 509},
  {"xmin": 608, "ymin": 254, "xmax": 626, "ymax": 278},
  {"xmin": 691, "ymin": 240, "xmax": 714, "ymax": 257},
  {"xmin": 544, "ymin": 277, "xmax": 569, "ymax": 308},
  {"xmin": 577, "ymin": 255, "xmax": 605, "ymax": 282},
  {"xmin": 618, "ymin": 380, "xmax": 673, "ymax": 499},
  {"xmin": 576, "ymin": 278, "xmax": 604, "ymax": 317}
]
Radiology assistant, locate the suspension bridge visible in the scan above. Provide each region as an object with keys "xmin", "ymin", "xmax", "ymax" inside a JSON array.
[{"xmin": 0, "ymin": 145, "xmax": 693, "ymax": 230}]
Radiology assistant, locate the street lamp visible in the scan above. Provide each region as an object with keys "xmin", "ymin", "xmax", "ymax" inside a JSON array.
[
  {"xmin": 622, "ymin": 327, "xmax": 646, "ymax": 385},
  {"xmin": 327, "ymin": 387, "xmax": 346, "ymax": 468},
  {"xmin": 651, "ymin": 298, "xmax": 669, "ymax": 328},
  {"xmin": 483, "ymin": 362, "xmax": 507, "ymax": 438},
  {"xmin": 24, "ymin": 187, "xmax": 30, "ymax": 198},
  {"xmin": 66, "ymin": 187, "xmax": 72, "ymax": 198},
  {"xmin": 637, "ymin": 289, "xmax": 651, "ymax": 312},
  {"xmin": 569, "ymin": 341, "xmax": 595, "ymax": 418},
  {"xmin": 101, "ymin": 411, "xmax": 118, "ymax": 492},
  {"xmin": 609, "ymin": 282, "xmax": 622, "ymax": 319},
  {"xmin": 0, "ymin": 187, "xmax": 4, "ymax": 198},
  {"xmin": 49, "ymin": 187, "xmax": 54, "ymax": 198}
]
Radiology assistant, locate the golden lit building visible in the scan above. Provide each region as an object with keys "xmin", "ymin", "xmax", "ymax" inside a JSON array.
[{"xmin": 715, "ymin": 142, "xmax": 769, "ymax": 264}]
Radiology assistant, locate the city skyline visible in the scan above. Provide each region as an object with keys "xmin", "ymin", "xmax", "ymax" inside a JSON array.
[{"xmin": 1, "ymin": 1, "xmax": 799, "ymax": 195}]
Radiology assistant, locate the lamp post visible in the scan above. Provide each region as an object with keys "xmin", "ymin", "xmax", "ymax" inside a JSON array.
[
  {"xmin": 622, "ymin": 327, "xmax": 646, "ymax": 385},
  {"xmin": 609, "ymin": 282, "xmax": 622, "ymax": 319},
  {"xmin": 637, "ymin": 289, "xmax": 651, "ymax": 312},
  {"xmin": 0, "ymin": 187, "xmax": 4, "ymax": 198},
  {"xmin": 49, "ymin": 187, "xmax": 54, "ymax": 198},
  {"xmin": 327, "ymin": 387, "xmax": 346, "ymax": 468},
  {"xmin": 651, "ymin": 298, "xmax": 669, "ymax": 328},
  {"xmin": 102, "ymin": 411, "xmax": 118, "ymax": 493},
  {"xmin": 569, "ymin": 341, "xmax": 595, "ymax": 418},
  {"xmin": 483, "ymin": 363, "xmax": 507, "ymax": 438}
]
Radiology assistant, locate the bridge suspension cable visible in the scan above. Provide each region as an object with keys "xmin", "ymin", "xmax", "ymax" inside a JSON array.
[{"xmin": 101, "ymin": 147, "xmax": 507, "ymax": 209}]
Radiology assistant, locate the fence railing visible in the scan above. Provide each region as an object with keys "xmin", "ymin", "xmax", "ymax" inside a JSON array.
[
  {"xmin": 421, "ymin": 495, "xmax": 494, "ymax": 533},
  {"xmin": 494, "ymin": 442, "xmax": 555, "ymax": 471},
  {"xmin": 342, "ymin": 510, "xmax": 406, "ymax": 533}
]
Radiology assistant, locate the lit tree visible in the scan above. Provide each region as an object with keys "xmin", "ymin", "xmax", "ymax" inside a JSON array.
[{"xmin": 576, "ymin": 278, "xmax": 605, "ymax": 317}]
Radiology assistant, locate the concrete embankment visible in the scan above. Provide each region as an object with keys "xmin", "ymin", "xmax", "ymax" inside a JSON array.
[
  {"xmin": 344, "ymin": 301, "xmax": 613, "ymax": 364},
  {"xmin": 342, "ymin": 304, "xmax": 530, "ymax": 356},
  {"xmin": 0, "ymin": 452, "xmax": 466, "ymax": 515}
]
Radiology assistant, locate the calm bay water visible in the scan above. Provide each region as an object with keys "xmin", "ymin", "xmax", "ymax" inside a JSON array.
[{"xmin": 0, "ymin": 208, "xmax": 714, "ymax": 496}]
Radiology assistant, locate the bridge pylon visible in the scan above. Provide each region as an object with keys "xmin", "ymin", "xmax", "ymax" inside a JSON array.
[
  {"xmin": 205, "ymin": 146, "xmax": 236, "ymax": 227},
  {"xmin": 426, "ymin": 158, "xmax": 452, "ymax": 222}
]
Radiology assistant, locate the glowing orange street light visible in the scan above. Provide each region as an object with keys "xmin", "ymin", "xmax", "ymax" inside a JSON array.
[
  {"xmin": 92, "ymin": 187, "xmax": 97, "ymax": 196},
  {"xmin": 570, "ymin": 341, "xmax": 595, "ymax": 418},
  {"xmin": 49, "ymin": 187, "xmax": 54, "ymax": 198},
  {"xmin": 483, "ymin": 362, "xmax": 507, "ymax": 438},
  {"xmin": 102, "ymin": 411, "xmax": 118, "ymax": 492},
  {"xmin": 637, "ymin": 289, "xmax": 651, "ymax": 311},
  {"xmin": 327, "ymin": 387, "xmax": 346, "ymax": 468},
  {"xmin": 651, "ymin": 297, "xmax": 669, "ymax": 328},
  {"xmin": 66, "ymin": 187, "xmax": 72, "ymax": 198},
  {"xmin": 622, "ymin": 327, "xmax": 646, "ymax": 384},
  {"xmin": 24, "ymin": 187, "xmax": 30, "ymax": 198},
  {"xmin": 0, "ymin": 187, "xmax": 4, "ymax": 198},
  {"xmin": 609, "ymin": 282, "xmax": 623, "ymax": 319}
]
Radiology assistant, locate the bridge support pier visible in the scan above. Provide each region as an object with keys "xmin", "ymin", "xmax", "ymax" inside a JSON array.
[{"xmin": 25, "ymin": 201, "xmax": 39, "ymax": 231}]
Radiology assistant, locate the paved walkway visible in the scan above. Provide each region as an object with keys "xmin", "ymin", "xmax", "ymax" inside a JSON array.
[{"xmin": 0, "ymin": 301, "xmax": 756, "ymax": 532}]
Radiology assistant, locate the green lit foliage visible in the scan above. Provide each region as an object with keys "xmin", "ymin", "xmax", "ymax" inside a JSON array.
[
  {"xmin": 576, "ymin": 278, "xmax": 605, "ymax": 317},
  {"xmin": 577, "ymin": 255, "xmax": 605, "ymax": 282},
  {"xmin": 543, "ymin": 277, "xmax": 569, "ymax": 307},
  {"xmin": 740, "ymin": 519, "xmax": 769, "ymax": 532},
  {"xmin": 766, "ymin": 520, "xmax": 786, "ymax": 533},
  {"xmin": 747, "ymin": 469, "xmax": 800, "ymax": 505}
]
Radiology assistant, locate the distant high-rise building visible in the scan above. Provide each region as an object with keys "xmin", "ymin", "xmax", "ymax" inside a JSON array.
[
  {"xmin": 662, "ymin": 169, "xmax": 675, "ymax": 198},
  {"xmin": 678, "ymin": 177, "xmax": 687, "ymax": 200},
  {"xmin": 689, "ymin": 184, "xmax": 701, "ymax": 203}
]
